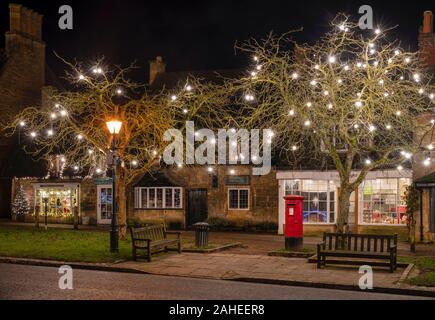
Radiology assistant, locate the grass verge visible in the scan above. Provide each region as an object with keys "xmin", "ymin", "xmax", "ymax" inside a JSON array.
[{"xmin": 399, "ymin": 256, "xmax": 435, "ymax": 287}]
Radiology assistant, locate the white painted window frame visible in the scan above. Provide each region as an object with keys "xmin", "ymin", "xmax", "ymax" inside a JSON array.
[
  {"xmin": 358, "ymin": 178, "xmax": 411, "ymax": 226},
  {"xmin": 228, "ymin": 187, "xmax": 250, "ymax": 210},
  {"xmin": 134, "ymin": 187, "xmax": 183, "ymax": 209}
]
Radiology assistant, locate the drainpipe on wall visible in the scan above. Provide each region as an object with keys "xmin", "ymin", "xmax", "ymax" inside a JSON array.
[{"xmin": 420, "ymin": 189, "xmax": 424, "ymax": 242}]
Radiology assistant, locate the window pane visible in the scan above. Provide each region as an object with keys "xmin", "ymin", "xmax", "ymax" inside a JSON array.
[
  {"xmin": 229, "ymin": 190, "xmax": 239, "ymax": 209},
  {"xmin": 285, "ymin": 180, "xmax": 300, "ymax": 195},
  {"xmin": 174, "ymin": 189, "xmax": 181, "ymax": 208},
  {"xmin": 329, "ymin": 211, "xmax": 335, "ymax": 223},
  {"xmin": 239, "ymin": 190, "xmax": 249, "ymax": 209},
  {"xmin": 148, "ymin": 189, "xmax": 155, "ymax": 208},
  {"xmin": 156, "ymin": 188, "xmax": 163, "ymax": 208},
  {"xmin": 165, "ymin": 189, "xmax": 173, "ymax": 208},
  {"xmin": 300, "ymin": 180, "xmax": 333, "ymax": 224},
  {"xmin": 141, "ymin": 188, "xmax": 147, "ymax": 208}
]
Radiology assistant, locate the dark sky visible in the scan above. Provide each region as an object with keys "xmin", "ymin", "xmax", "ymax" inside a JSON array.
[{"xmin": 1, "ymin": 0, "xmax": 434, "ymax": 82}]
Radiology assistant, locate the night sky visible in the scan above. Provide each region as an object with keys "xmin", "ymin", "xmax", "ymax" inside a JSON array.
[{"xmin": 1, "ymin": 0, "xmax": 434, "ymax": 82}]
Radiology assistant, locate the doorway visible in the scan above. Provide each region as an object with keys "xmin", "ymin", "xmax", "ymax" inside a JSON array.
[
  {"xmin": 0, "ymin": 178, "xmax": 12, "ymax": 219},
  {"xmin": 97, "ymin": 185, "xmax": 113, "ymax": 224},
  {"xmin": 187, "ymin": 189, "xmax": 208, "ymax": 226}
]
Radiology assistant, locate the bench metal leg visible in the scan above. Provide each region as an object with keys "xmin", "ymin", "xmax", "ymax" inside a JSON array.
[
  {"xmin": 390, "ymin": 251, "xmax": 394, "ymax": 273},
  {"xmin": 178, "ymin": 241, "xmax": 182, "ymax": 253},
  {"xmin": 147, "ymin": 247, "xmax": 152, "ymax": 262},
  {"xmin": 132, "ymin": 247, "xmax": 137, "ymax": 261}
]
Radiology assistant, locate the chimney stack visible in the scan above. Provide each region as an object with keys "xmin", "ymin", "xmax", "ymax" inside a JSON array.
[
  {"xmin": 422, "ymin": 11, "xmax": 433, "ymax": 33},
  {"xmin": 5, "ymin": 4, "xmax": 46, "ymax": 86},
  {"xmin": 7, "ymin": 4, "xmax": 43, "ymax": 41},
  {"xmin": 149, "ymin": 56, "xmax": 166, "ymax": 86},
  {"xmin": 9, "ymin": 3, "xmax": 22, "ymax": 33},
  {"xmin": 418, "ymin": 11, "xmax": 435, "ymax": 70}
]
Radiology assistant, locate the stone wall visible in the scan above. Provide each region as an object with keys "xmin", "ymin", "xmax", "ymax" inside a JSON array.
[
  {"xmin": 419, "ymin": 11, "xmax": 435, "ymax": 70},
  {"xmin": 0, "ymin": 4, "xmax": 45, "ymax": 126},
  {"xmin": 0, "ymin": 5, "xmax": 46, "ymax": 217}
]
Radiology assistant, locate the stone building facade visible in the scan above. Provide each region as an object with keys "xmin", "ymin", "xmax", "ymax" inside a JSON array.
[
  {"xmin": 411, "ymin": 11, "xmax": 435, "ymax": 242},
  {"xmin": 0, "ymin": 4, "xmax": 46, "ymax": 218},
  {"xmin": 129, "ymin": 165, "xmax": 278, "ymax": 230}
]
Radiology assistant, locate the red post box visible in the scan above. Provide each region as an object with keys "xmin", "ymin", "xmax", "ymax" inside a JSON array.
[{"xmin": 283, "ymin": 195, "xmax": 304, "ymax": 250}]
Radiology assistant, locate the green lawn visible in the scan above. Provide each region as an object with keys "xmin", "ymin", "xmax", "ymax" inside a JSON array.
[
  {"xmin": 0, "ymin": 226, "xmax": 229, "ymax": 263},
  {"xmin": 399, "ymin": 256, "xmax": 435, "ymax": 287},
  {"xmin": 0, "ymin": 226, "xmax": 132, "ymax": 263}
]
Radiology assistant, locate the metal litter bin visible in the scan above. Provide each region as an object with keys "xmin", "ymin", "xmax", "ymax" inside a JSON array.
[{"xmin": 193, "ymin": 222, "xmax": 210, "ymax": 247}]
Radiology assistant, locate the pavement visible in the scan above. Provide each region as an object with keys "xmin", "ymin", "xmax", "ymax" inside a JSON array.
[
  {"xmin": 117, "ymin": 252, "xmax": 430, "ymax": 294},
  {"xmin": 0, "ymin": 263, "xmax": 431, "ymax": 300}
]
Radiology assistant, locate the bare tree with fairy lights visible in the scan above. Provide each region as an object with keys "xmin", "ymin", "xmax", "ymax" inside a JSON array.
[
  {"xmin": 3, "ymin": 58, "xmax": 231, "ymax": 238},
  {"xmin": 230, "ymin": 14, "xmax": 435, "ymax": 233}
]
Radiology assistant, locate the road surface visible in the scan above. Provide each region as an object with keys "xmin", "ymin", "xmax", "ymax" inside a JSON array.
[{"xmin": 0, "ymin": 263, "xmax": 431, "ymax": 300}]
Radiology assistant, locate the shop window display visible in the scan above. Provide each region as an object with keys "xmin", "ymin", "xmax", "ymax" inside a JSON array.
[
  {"xmin": 361, "ymin": 178, "xmax": 410, "ymax": 225},
  {"xmin": 35, "ymin": 187, "xmax": 79, "ymax": 218}
]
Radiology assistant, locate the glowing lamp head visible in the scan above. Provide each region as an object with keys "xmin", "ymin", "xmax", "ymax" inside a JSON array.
[{"xmin": 105, "ymin": 120, "xmax": 122, "ymax": 135}]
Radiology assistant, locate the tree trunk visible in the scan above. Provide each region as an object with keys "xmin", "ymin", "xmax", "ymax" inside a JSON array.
[
  {"xmin": 337, "ymin": 187, "xmax": 352, "ymax": 234},
  {"xmin": 116, "ymin": 166, "xmax": 127, "ymax": 239},
  {"xmin": 409, "ymin": 217, "xmax": 416, "ymax": 253}
]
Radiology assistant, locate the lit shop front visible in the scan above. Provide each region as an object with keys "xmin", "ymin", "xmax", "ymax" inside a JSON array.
[
  {"xmin": 277, "ymin": 170, "xmax": 412, "ymax": 234},
  {"xmin": 33, "ymin": 183, "xmax": 80, "ymax": 222}
]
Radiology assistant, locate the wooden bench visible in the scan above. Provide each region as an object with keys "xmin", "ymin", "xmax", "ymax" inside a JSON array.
[
  {"xmin": 317, "ymin": 233, "xmax": 398, "ymax": 272},
  {"xmin": 130, "ymin": 224, "xmax": 181, "ymax": 262}
]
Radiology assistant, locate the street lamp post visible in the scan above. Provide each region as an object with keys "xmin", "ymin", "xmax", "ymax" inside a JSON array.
[
  {"xmin": 106, "ymin": 119, "xmax": 123, "ymax": 253},
  {"xmin": 43, "ymin": 196, "xmax": 49, "ymax": 231}
]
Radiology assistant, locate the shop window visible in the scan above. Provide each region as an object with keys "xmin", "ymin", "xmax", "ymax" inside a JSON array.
[
  {"xmin": 360, "ymin": 178, "xmax": 410, "ymax": 225},
  {"xmin": 285, "ymin": 180, "xmax": 336, "ymax": 224},
  {"xmin": 34, "ymin": 185, "xmax": 79, "ymax": 218}
]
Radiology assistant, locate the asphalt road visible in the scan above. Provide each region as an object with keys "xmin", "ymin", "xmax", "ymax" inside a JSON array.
[{"xmin": 0, "ymin": 263, "xmax": 431, "ymax": 300}]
